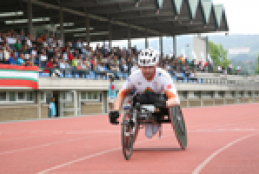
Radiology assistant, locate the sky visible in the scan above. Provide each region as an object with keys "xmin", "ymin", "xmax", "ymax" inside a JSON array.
[
  {"xmin": 213, "ymin": 0, "xmax": 259, "ymax": 34},
  {"xmin": 93, "ymin": 0, "xmax": 259, "ymax": 47}
]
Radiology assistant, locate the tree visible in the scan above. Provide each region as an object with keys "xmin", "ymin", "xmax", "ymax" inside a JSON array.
[
  {"xmin": 256, "ymin": 54, "xmax": 259, "ymax": 74},
  {"xmin": 209, "ymin": 41, "xmax": 231, "ymax": 68}
]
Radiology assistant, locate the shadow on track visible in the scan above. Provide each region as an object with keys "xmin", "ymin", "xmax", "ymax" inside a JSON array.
[{"xmin": 133, "ymin": 147, "xmax": 182, "ymax": 152}]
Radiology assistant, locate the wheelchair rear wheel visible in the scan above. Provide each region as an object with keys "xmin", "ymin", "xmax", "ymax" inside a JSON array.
[{"xmin": 170, "ymin": 106, "xmax": 187, "ymax": 149}]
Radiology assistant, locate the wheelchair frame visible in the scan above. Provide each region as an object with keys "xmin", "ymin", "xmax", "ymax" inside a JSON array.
[{"xmin": 121, "ymin": 94, "xmax": 187, "ymax": 160}]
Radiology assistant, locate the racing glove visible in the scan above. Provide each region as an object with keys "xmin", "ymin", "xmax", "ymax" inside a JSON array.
[{"xmin": 109, "ymin": 110, "xmax": 120, "ymax": 125}]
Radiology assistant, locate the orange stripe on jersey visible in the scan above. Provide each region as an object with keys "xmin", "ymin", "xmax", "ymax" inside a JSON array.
[
  {"xmin": 119, "ymin": 89, "xmax": 132, "ymax": 98},
  {"xmin": 165, "ymin": 90, "xmax": 176, "ymax": 99}
]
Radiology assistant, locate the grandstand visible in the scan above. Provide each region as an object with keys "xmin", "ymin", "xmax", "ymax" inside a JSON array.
[{"xmin": 0, "ymin": 0, "xmax": 258, "ymax": 122}]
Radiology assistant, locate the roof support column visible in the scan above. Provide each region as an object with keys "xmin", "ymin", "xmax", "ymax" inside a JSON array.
[
  {"xmin": 145, "ymin": 29, "xmax": 148, "ymax": 48},
  {"xmin": 37, "ymin": 91, "xmax": 41, "ymax": 119},
  {"xmin": 173, "ymin": 35, "xmax": 177, "ymax": 57},
  {"xmin": 159, "ymin": 34, "xmax": 163, "ymax": 57},
  {"xmin": 85, "ymin": 14, "xmax": 90, "ymax": 45},
  {"xmin": 27, "ymin": 0, "xmax": 33, "ymax": 34},
  {"xmin": 59, "ymin": 7, "xmax": 65, "ymax": 44},
  {"xmin": 108, "ymin": 21, "xmax": 112, "ymax": 48},
  {"xmin": 127, "ymin": 25, "xmax": 131, "ymax": 49}
]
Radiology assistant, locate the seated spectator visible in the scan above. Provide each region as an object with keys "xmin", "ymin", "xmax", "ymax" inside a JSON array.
[
  {"xmin": 97, "ymin": 62, "xmax": 105, "ymax": 72},
  {"xmin": 13, "ymin": 37, "xmax": 22, "ymax": 51},
  {"xmin": 91, "ymin": 56, "xmax": 97, "ymax": 70},
  {"xmin": 46, "ymin": 57, "xmax": 54, "ymax": 73},
  {"xmin": 0, "ymin": 47, "xmax": 6, "ymax": 64},
  {"xmin": 59, "ymin": 59, "xmax": 66, "ymax": 69},
  {"xmin": 80, "ymin": 60, "xmax": 90, "ymax": 71},
  {"xmin": 227, "ymin": 64, "xmax": 233, "ymax": 75},
  {"xmin": 110, "ymin": 60, "xmax": 119, "ymax": 72},
  {"xmin": 184, "ymin": 67, "xmax": 191, "ymax": 77},
  {"xmin": 236, "ymin": 66, "xmax": 241, "ymax": 75},
  {"xmin": 40, "ymin": 50, "xmax": 48, "ymax": 68},
  {"xmin": 71, "ymin": 58, "xmax": 78, "ymax": 69},
  {"xmin": 198, "ymin": 61, "xmax": 204, "ymax": 71},
  {"xmin": 8, "ymin": 52, "xmax": 16, "ymax": 65},
  {"xmin": 222, "ymin": 66, "xmax": 226, "ymax": 74},
  {"xmin": 175, "ymin": 69, "xmax": 184, "ymax": 81},
  {"xmin": 26, "ymin": 33, "xmax": 32, "ymax": 48},
  {"xmin": 189, "ymin": 70, "xmax": 198, "ymax": 82},
  {"xmin": 17, "ymin": 53, "xmax": 25, "ymax": 66},
  {"xmin": 68, "ymin": 50, "xmax": 74, "ymax": 61},
  {"xmin": 218, "ymin": 65, "xmax": 222, "ymax": 73},
  {"xmin": 46, "ymin": 57, "xmax": 61, "ymax": 77},
  {"xmin": 119, "ymin": 60, "xmax": 128, "ymax": 73},
  {"xmin": 65, "ymin": 60, "xmax": 71, "ymax": 69}
]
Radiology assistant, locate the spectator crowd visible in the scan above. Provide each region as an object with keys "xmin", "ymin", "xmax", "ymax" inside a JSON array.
[{"xmin": 0, "ymin": 29, "xmax": 241, "ymax": 79}]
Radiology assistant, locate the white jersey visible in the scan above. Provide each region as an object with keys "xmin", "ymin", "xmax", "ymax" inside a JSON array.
[{"xmin": 119, "ymin": 67, "xmax": 180, "ymax": 104}]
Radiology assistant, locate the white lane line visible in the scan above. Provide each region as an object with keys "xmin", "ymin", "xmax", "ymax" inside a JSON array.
[
  {"xmin": 192, "ymin": 132, "xmax": 259, "ymax": 174},
  {"xmin": 0, "ymin": 113, "xmax": 106, "ymax": 124},
  {"xmin": 37, "ymin": 135, "xmax": 174, "ymax": 174},
  {"xmin": 0, "ymin": 133, "xmax": 104, "ymax": 156},
  {"xmin": 0, "ymin": 135, "xmax": 45, "ymax": 142},
  {"xmin": 183, "ymin": 103, "xmax": 258, "ymax": 110},
  {"xmin": 0, "ymin": 130, "xmax": 119, "ymax": 142},
  {"xmin": 189, "ymin": 128, "xmax": 259, "ymax": 133}
]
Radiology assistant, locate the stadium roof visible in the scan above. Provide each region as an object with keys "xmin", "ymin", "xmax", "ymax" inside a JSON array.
[{"xmin": 0, "ymin": 0, "xmax": 229, "ymax": 42}]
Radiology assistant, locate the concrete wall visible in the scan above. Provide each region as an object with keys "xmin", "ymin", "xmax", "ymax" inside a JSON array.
[
  {"xmin": 0, "ymin": 105, "xmax": 48, "ymax": 122},
  {"xmin": 81, "ymin": 102, "xmax": 102, "ymax": 115},
  {"xmin": 0, "ymin": 76, "xmax": 258, "ymax": 122}
]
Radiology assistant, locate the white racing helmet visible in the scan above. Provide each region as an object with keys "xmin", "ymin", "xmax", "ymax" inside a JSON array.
[{"xmin": 138, "ymin": 48, "xmax": 159, "ymax": 66}]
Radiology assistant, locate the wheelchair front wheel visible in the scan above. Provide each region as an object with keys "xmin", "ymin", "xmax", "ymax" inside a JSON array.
[{"xmin": 121, "ymin": 113, "xmax": 137, "ymax": 160}]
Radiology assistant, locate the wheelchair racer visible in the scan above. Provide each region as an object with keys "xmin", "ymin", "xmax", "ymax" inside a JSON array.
[{"xmin": 109, "ymin": 48, "xmax": 180, "ymax": 138}]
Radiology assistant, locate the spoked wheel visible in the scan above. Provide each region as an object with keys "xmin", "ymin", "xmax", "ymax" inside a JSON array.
[
  {"xmin": 170, "ymin": 106, "xmax": 187, "ymax": 150},
  {"xmin": 121, "ymin": 113, "xmax": 137, "ymax": 160}
]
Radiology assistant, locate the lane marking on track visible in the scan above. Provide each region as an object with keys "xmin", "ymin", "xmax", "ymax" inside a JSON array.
[
  {"xmin": 0, "ymin": 133, "xmax": 106, "ymax": 156},
  {"xmin": 37, "ymin": 117, "xmax": 259, "ymax": 174},
  {"xmin": 37, "ymin": 135, "xmax": 174, "ymax": 174},
  {"xmin": 183, "ymin": 103, "xmax": 258, "ymax": 110},
  {"xmin": 192, "ymin": 132, "xmax": 259, "ymax": 174},
  {"xmin": 0, "ymin": 130, "xmax": 119, "ymax": 142},
  {"xmin": 0, "ymin": 135, "xmax": 47, "ymax": 142},
  {"xmin": 190, "ymin": 128, "xmax": 259, "ymax": 133},
  {"xmin": 78, "ymin": 171, "xmax": 189, "ymax": 173}
]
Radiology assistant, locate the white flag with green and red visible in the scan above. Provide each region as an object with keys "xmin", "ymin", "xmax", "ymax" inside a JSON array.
[{"xmin": 0, "ymin": 64, "xmax": 39, "ymax": 89}]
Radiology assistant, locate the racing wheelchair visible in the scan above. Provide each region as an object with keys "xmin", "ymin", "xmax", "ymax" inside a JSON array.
[{"xmin": 121, "ymin": 93, "xmax": 187, "ymax": 160}]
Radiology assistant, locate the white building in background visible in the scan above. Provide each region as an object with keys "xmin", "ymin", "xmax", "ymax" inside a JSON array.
[
  {"xmin": 228, "ymin": 48, "xmax": 250, "ymax": 55},
  {"xmin": 193, "ymin": 36, "xmax": 207, "ymax": 63}
]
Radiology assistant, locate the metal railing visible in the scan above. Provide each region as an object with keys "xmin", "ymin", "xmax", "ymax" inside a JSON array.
[{"xmin": 39, "ymin": 68, "xmax": 259, "ymax": 87}]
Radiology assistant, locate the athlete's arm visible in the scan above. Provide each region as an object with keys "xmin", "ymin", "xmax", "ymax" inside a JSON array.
[
  {"xmin": 113, "ymin": 96, "xmax": 125, "ymax": 111},
  {"xmin": 164, "ymin": 76, "xmax": 180, "ymax": 108},
  {"xmin": 113, "ymin": 79, "xmax": 134, "ymax": 111}
]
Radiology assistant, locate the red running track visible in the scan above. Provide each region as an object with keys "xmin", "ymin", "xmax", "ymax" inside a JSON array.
[{"xmin": 0, "ymin": 104, "xmax": 259, "ymax": 174}]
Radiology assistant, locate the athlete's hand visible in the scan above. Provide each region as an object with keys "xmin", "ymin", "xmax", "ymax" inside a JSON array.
[
  {"xmin": 154, "ymin": 98, "xmax": 167, "ymax": 108},
  {"xmin": 109, "ymin": 111, "xmax": 119, "ymax": 125}
]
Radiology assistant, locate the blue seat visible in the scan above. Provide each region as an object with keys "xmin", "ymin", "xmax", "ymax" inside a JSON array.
[
  {"xmin": 117, "ymin": 73, "xmax": 123, "ymax": 78},
  {"xmin": 44, "ymin": 73, "xmax": 50, "ymax": 77}
]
